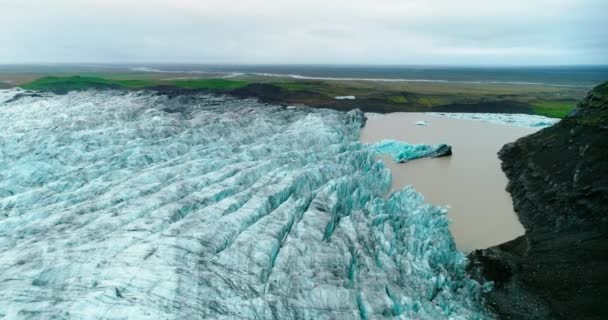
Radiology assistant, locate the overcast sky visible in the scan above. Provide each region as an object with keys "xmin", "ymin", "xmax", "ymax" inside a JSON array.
[{"xmin": 1, "ymin": 0, "xmax": 607, "ymax": 65}]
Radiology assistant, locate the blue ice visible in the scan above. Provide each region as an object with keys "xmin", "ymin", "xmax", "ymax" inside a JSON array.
[{"xmin": 0, "ymin": 89, "xmax": 491, "ymax": 319}]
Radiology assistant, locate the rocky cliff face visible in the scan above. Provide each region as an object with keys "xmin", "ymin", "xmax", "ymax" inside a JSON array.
[{"xmin": 469, "ymin": 82, "xmax": 608, "ymax": 319}]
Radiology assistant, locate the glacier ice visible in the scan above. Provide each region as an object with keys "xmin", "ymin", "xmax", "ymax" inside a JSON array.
[
  {"xmin": 0, "ymin": 90, "xmax": 491, "ymax": 319},
  {"xmin": 0, "ymin": 88, "xmax": 25, "ymax": 104},
  {"xmin": 428, "ymin": 112, "xmax": 559, "ymax": 128},
  {"xmin": 374, "ymin": 140, "xmax": 451, "ymax": 163}
]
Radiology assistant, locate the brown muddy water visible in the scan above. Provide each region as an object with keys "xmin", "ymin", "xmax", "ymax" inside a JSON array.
[{"xmin": 360, "ymin": 113, "xmax": 538, "ymax": 251}]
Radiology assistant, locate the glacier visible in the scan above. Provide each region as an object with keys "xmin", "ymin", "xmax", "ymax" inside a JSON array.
[
  {"xmin": 0, "ymin": 90, "xmax": 491, "ymax": 319},
  {"xmin": 0, "ymin": 88, "xmax": 25, "ymax": 104}
]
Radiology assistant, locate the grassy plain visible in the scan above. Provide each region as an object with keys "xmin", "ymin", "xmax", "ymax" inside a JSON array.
[
  {"xmin": 21, "ymin": 76, "xmax": 248, "ymax": 92},
  {"xmin": 2, "ymin": 69, "xmax": 591, "ymax": 118},
  {"xmin": 531, "ymin": 100, "xmax": 577, "ymax": 118}
]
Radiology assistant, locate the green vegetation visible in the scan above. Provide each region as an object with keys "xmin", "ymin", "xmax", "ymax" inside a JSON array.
[
  {"xmin": 531, "ymin": 100, "xmax": 576, "ymax": 118},
  {"xmin": 17, "ymin": 74, "xmax": 591, "ymax": 117},
  {"xmin": 22, "ymin": 76, "xmax": 126, "ymax": 91},
  {"xmin": 21, "ymin": 76, "xmax": 248, "ymax": 93},
  {"xmin": 388, "ymin": 95, "xmax": 408, "ymax": 104},
  {"xmin": 416, "ymin": 96, "xmax": 445, "ymax": 108},
  {"xmin": 575, "ymin": 81, "xmax": 608, "ymax": 126}
]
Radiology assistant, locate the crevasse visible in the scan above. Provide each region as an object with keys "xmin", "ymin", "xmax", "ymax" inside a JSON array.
[{"xmin": 0, "ymin": 90, "xmax": 491, "ymax": 319}]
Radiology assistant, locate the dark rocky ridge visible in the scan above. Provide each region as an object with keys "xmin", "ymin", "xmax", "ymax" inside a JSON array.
[
  {"xmin": 431, "ymin": 100, "xmax": 533, "ymax": 114},
  {"xmin": 469, "ymin": 82, "xmax": 608, "ymax": 319},
  {"xmin": 230, "ymin": 83, "xmax": 430, "ymax": 113},
  {"xmin": 17, "ymin": 78, "xmax": 546, "ymax": 114},
  {"xmin": 230, "ymin": 83, "xmax": 536, "ymax": 114}
]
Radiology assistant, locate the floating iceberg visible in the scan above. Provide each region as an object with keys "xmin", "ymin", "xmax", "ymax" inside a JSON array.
[
  {"xmin": 375, "ymin": 140, "xmax": 452, "ymax": 163},
  {"xmin": 335, "ymin": 95, "xmax": 356, "ymax": 100},
  {"xmin": 0, "ymin": 91, "xmax": 489, "ymax": 319},
  {"xmin": 428, "ymin": 112, "xmax": 559, "ymax": 128}
]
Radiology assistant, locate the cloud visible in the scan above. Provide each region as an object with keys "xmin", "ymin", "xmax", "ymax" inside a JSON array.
[{"xmin": 0, "ymin": 0, "xmax": 606, "ymax": 65}]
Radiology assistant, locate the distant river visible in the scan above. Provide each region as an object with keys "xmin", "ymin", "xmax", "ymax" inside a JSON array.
[{"xmin": 131, "ymin": 64, "xmax": 608, "ymax": 87}]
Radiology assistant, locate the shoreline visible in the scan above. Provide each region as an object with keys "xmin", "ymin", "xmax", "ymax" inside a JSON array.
[
  {"xmin": 468, "ymin": 82, "xmax": 608, "ymax": 319},
  {"xmin": 361, "ymin": 112, "xmax": 539, "ymax": 251}
]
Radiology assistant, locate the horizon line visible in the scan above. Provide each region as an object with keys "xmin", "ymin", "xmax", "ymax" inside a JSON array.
[{"xmin": 1, "ymin": 62, "xmax": 608, "ymax": 68}]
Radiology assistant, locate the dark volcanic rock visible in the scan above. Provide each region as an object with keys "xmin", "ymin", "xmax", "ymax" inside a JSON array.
[
  {"xmin": 469, "ymin": 82, "xmax": 608, "ymax": 320},
  {"xmin": 4, "ymin": 91, "xmax": 47, "ymax": 103},
  {"xmin": 230, "ymin": 83, "xmax": 325, "ymax": 105},
  {"xmin": 432, "ymin": 100, "xmax": 534, "ymax": 114},
  {"xmin": 230, "ymin": 83, "xmax": 288, "ymax": 103},
  {"xmin": 148, "ymin": 85, "xmax": 206, "ymax": 97}
]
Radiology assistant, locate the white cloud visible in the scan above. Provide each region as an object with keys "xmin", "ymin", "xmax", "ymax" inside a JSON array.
[{"xmin": 0, "ymin": 0, "xmax": 606, "ymax": 64}]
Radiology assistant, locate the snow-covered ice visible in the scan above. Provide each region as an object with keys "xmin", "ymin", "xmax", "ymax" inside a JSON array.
[
  {"xmin": 416, "ymin": 120, "xmax": 429, "ymax": 126},
  {"xmin": 0, "ymin": 91, "xmax": 491, "ymax": 319}
]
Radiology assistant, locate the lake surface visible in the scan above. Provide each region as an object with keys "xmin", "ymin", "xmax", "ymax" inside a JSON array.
[{"xmin": 360, "ymin": 113, "xmax": 537, "ymax": 251}]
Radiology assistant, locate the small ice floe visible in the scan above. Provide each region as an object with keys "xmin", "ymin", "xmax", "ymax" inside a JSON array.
[
  {"xmin": 365, "ymin": 112, "xmax": 384, "ymax": 119},
  {"xmin": 334, "ymin": 96, "xmax": 356, "ymax": 100},
  {"xmin": 415, "ymin": 120, "xmax": 428, "ymax": 126},
  {"xmin": 286, "ymin": 105, "xmax": 297, "ymax": 109}
]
